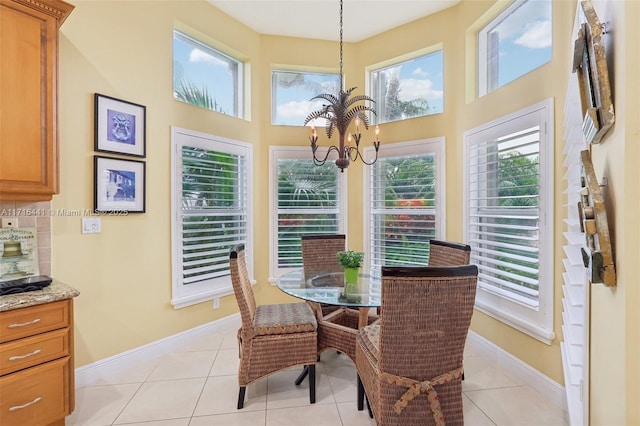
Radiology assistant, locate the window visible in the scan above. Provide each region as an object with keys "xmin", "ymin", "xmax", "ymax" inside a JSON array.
[
  {"xmin": 271, "ymin": 70, "xmax": 340, "ymax": 126},
  {"xmin": 269, "ymin": 147, "xmax": 346, "ymax": 280},
  {"xmin": 478, "ymin": 0, "xmax": 552, "ymax": 96},
  {"xmin": 173, "ymin": 30, "xmax": 243, "ymax": 118},
  {"xmin": 463, "ymin": 99, "xmax": 554, "ymax": 343},
  {"xmin": 171, "ymin": 127, "xmax": 252, "ymax": 308},
  {"xmin": 364, "ymin": 139, "xmax": 445, "ymax": 270},
  {"xmin": 370, "ymin": 49, "xmax": 444, "ymax": 124}
]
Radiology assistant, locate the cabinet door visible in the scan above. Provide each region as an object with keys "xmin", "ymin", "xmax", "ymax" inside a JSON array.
[{"xmin": 0, "ymin": 0, "xmax": 71, "ymax": 201}]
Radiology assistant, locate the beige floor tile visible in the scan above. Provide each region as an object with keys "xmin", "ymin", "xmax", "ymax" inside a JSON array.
[
  {"xmin": 209, "ymin": 348, "xmax": 240, "ymax": 376},
  {"xmin": 325, "ymin": 364, "xmax": 359, "ymax": 403},
  {"xmin": 147, "ymin": 351, "xmax": 216, "ymax": 381},
  {"xmin": 115, "ymin": 419, "xmax": 190, "ymax": 426},
  {"xmin": 336, "ymin": 401, "xmax": 377, "ymax": 426},
  {"xmin": 462, "ymin": 394, "xmax": 496, "ymax": 425},
  {"xmin": 266, "ymin": 367, "xmax": 335, "ymax": 409},
  {"xmin": 266, "ymin": 403, "xmax": 342, "ymax": 426},
  {"xmin": 67, "ymin": 383, "xmax": 141, "ymax": 426},
  {"xmin": 114, "ymin": 378, "xmax": 205, "ymax": 424},
  {"xmin": 466, "ymin": 385, "xmax": 568, "ymax": 426},
  {"xmin": 194, "ymin": 374, "xmax": 267, "ymax": 415},
  {"xmin": 190, "ymin": 410, "xmax": 266, "ymax": 426},
  {"xmin": 461, "ymin": 356, "xmax": 523, "ymax": 391},
  {"xmin": 181, "ymin": 333, "xmax": 224, "ymax": 352},
  {"xmin": 464, "ymin": 340, "xmax": 486, "ymax": 359},
  {"xmin": 81, "ymin": 359, "xmax": 161, "ymax": 387},
  {"xmin": 219, "ymin": 329, "xmax": 240, "ymax": 350}
]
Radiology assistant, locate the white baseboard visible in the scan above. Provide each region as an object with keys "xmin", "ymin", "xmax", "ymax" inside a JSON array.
[
  {"xmin": 75, "ymin": 313, "xmax": 241, "ymax": 389},
  {"xmin": 467, "ymin": 330, "xmax": 567, "ymax": 411}
]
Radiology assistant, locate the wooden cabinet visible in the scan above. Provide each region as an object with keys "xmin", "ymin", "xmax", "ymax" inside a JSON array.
[
  {"xmin": 0, "ymin": 0, "xmax": 74, "ymax": 201},
  {"xmin": 0, "ymin": 299, "xmax": 75, "ymax": 426}
]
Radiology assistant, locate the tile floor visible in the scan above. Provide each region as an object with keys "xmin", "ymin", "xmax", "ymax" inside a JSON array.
[{"xmin": 67, "ymin": 325, "xmax": 568, "ymax": 426}]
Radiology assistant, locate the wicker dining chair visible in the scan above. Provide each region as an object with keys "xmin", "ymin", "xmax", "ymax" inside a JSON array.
[
  {"xmin": 300, "ymin": 234, "xmax": 378, "ymax": 363},
  {"xmin": 229, "ymin": 244, "xmax": 318, "ymax": 409},
  {"xmin": 301, "ymin": 234, "xmax": 345, "ymax": 317},
  {"xmin": 355, "ymin": 264, "xmax": 478, "ymax": 425},
  {"xmin": 427, "ymin": 239, "xmax": 471, "ymax": 267}
]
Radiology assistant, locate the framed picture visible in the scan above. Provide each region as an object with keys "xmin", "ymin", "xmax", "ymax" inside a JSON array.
[
  {"xmin": 95, "ymin": 93, "xmax": 146, "ymax": 157},
  {"xmin": 94, "ymin": 156, "xmax": 146, "ymax": 213}
]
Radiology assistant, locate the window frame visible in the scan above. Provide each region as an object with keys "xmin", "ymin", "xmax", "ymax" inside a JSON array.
[
  {"xmin": 268, "ymin": 146, "xmax": 347, "ymax": 282},
  {"xmin": 363, "ymin": 138, "xmax": 446, "ymax": 271},
  {"xmin": 367, "ymin": 46, "xmax": 444, "ymax": 124},
  {"xmin": 462, "ymin": 98, "xmax": 554, "ymax": 343},
  {"xmin": 170, "ymin": 126, "xmax": 253, "ymax": 309},
  {"xmin": 477, "ymin": 0, "xmax": 553, "ymax": 97},
  {"xmin": 270, "ymin": 69, "xmax": 340, "ymax": 126},
  {"xmin": 173, "ymin": 29, "xmax": 244, "ymax": 118}
]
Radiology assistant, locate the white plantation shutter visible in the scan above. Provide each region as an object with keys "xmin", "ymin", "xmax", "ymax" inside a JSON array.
[
  {"xmin": 467, "ymin": 127, "xmax": 541, "ymax": 307},
  {"xmin": 171, "ymin": 127, "xmax": 252, "ymax": 308},
  {"xmin": 181, "ymin": 146, "xmax": 247, "ymax": 284},
  {"xmin": 269, "ymin": 147, "xmax": 346, "ymax": 279},
  {"xmin": 364, "ymin": 139, "xmax": 444, "ymax": 270},
  {"xmin": 463, "ymin": 99, "xmax": 554, "ymax": 343},
  {"xmin": 276, "ymin": 158, "xmax": 341, "ymax": 268}
]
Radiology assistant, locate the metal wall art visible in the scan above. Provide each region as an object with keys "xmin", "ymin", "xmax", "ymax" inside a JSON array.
[
  {"xmin": 572, "ymin": 0, "xmax": 615, "ymax": 145},
  {"xmin": 578, "ymin": 150, "xmax": 616, "ymax": 286}
]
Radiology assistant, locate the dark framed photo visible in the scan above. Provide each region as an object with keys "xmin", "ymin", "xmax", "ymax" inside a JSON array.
[
  {"xmin": 95, "ymin": 93, "xmax": 146, "ymax": 157},
  {"xmin": 94, "ymin": 156, "xmax": 146, "ymax": 213}
]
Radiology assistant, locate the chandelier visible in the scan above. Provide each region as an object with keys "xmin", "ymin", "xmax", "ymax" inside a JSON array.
[{"xmin": 303, "ymin": 0, "xmax": 380, "ymax": 172}]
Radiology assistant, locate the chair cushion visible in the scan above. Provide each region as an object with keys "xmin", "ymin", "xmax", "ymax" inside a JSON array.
[
  {"xmin": 253, "ymin": 303, "xmax": 317, "ymax": 336},
  {"xmin": 359, "ymin": 324, "xmax": 380, "ymax": 359}
]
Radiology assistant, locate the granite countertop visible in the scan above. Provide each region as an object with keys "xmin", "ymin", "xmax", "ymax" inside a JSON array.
[{"xmin": 0, "ymin": 279, "xmax": 80, "ymax": 312}]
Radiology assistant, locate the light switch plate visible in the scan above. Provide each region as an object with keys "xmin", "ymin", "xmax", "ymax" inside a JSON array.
[{"xmin": 82, "ymin": 217, "xmax": 101, "ymax": 234}]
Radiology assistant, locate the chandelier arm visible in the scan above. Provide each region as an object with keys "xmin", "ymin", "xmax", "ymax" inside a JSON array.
[
  {"xmin": 311, "ymin": 145, "xmax": 340, "ymax": 166},
  {"xmin": 351, "ymin": 141, "xmax": 381, "ymax": 166}
]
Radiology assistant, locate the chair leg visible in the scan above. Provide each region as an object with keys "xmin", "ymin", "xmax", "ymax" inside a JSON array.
[
  {"xmin": 237, "ymin": 386, "xmax": 246, "ymax": 409},
  {"xmin": 309, "ymin": 364, "xmax": 316, "ymax": 404},
  {"xmin": 366, "ymin": 394, "xmax": 373, "ymax": 418},
  {"xmin": 357, "ymin": 375, "xmax": 365, "ymax": 411},
  {"xmin": 295, "ymin": 366, "xmax": 309, "ymax": 385}
]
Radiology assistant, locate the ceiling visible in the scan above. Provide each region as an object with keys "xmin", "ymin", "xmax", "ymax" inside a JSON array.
[{"xmin": 207, "ymin": 0, "xmax": 460, "ymax": 43}]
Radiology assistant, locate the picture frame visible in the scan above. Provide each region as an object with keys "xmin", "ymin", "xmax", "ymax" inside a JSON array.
[
  {"xmin": 94, "ymin": 156, "xmax": 146, "ymax": 213},
  {"xmin": 95, "ymin": 93, "xmax": 146, "ymax": 157}
]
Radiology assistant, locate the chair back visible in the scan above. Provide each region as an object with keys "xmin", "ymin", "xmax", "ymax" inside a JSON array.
[
  {"xmin": 428, "ymin": 239, "xmax": 471, "ymax": 266},
  {"xmin": 301, "ymin": 234, "xmax": 346, "ymax": 280},
  {"xmin": 229, "ymin": 244, "xmax": 256, "ymax": 329},
  {"xmin": 378, "ymin": 265, "xmax": 478, "ymax": 421}
]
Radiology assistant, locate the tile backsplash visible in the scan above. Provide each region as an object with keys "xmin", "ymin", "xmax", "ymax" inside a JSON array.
[{"xmin": 0, "ymin": 201, "xmax": 52, "ymax": 276}]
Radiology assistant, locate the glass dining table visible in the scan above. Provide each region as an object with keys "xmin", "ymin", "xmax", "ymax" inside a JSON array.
[{"xmin": 276, "ymin": 268, "xmax": 382, "ymax": 328}]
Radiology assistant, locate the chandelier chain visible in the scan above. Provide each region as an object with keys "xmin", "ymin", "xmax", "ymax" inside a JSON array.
[{"xmin": 339, "ymin": 0, "xmax": 343, "ymax": 89}]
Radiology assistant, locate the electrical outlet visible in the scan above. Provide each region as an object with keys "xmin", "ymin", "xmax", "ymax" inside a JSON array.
[
  {"xmin": 1, "ymin": 218, "xmax": 18, "ymax": 228},
  {"xmin": 213, "ymin": 298, "xmax": 220, "ymax": 309},
  {"xmin": 81, "ymin": 217, "xmax": 101, "ymax": 234}
]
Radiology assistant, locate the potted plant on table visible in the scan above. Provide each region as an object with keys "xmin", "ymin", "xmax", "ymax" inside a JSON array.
[{"xmin": 336, "ymin": 250, "xmax": 364, "ymax": 298}]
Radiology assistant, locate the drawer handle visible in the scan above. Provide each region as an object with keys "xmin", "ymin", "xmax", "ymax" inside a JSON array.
[
  {"xmin": 7, "ymin": 318, "xmax": 41, "ymax": 328},
  {"xmin": 9, "ymin": 349, "xmax": 42, "ymax": 361},
  {"xmin": 9, "ymin": 397, "xmax": 42, "ymax": 412}
]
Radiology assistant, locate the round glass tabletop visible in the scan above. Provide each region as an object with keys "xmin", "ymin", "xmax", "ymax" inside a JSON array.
[{"xmin": 276, "ymin": 268, "xmax": 381, "ymax": 308}]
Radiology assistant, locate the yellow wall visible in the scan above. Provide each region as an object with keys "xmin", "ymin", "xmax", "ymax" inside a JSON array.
[
  {"xmin": 587, "ymin": 0, "xmax": 640, "ymax": 424},
  {"xmin": 53, "ymin": 0, "xmax": 640, "ymax": 421},
  {"xmin": 55, "ymin": 1, "xmax": 263, "ymax": 366}
]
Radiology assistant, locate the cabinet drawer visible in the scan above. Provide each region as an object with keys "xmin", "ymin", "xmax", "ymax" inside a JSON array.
[
  {"xmin": 0, "ymin": 328, "xmax": 69, "ymax": 375},
  {"xmin": 0, "ymin": 356, "xmax": 69, "ymax": 426},
  {"xmin": 0, "ymin": 300, "xmax": 70, "ymax": 343}
]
